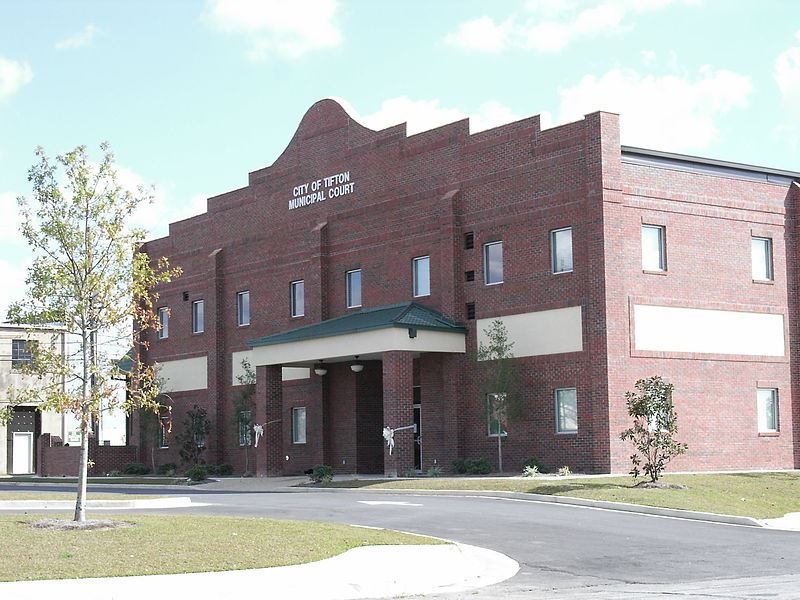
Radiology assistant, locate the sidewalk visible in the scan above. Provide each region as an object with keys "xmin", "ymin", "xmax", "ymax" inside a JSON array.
[{"xmin": 0, "ymin": 542, "xmax": 520, "ymax": 600}]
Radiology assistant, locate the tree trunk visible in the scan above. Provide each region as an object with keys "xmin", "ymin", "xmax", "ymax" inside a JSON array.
[{"xmin": 74, "ymin": 417, "xmax": 89, "ymax": 522}]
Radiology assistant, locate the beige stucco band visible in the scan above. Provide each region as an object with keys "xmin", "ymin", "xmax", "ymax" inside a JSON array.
[{"xmin": 250, "ymin": 328, "xmax": 466, "ymax": 367}]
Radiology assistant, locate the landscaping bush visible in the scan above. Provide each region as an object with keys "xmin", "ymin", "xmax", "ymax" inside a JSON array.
[
  {"xmin": 452, "ymin": 457, "xmax": 491, "ymax": 475},
  {"xmin": 216, "ymin": 463, "xmax": 233, "ymax": 476},
  {"xmin": 309, "ymin": 464, "xmax": 334, "ymax": 484},
  {"xmin": 522, "ymin": 465, "xmax": 539, "ymax": 478},
  {"xmin": 122, "ymin": 463, "xmax": 151, "ymax": 475},
  {"xmin": 557, "ymin": 465, "xmax": 572, "ymax": 477},
  {"xmin": 156, "ymin": 463, "xmax": 177, "ymax": 476},
  {"xmin": 426, "ymin": 465, "xmax": 443, "ymax": 477},
  {"xmin": 185, "ymin": 465, "xmax": 208, "ymax": 482},
  {"xmin": 523, "ymin": 457, "xmax": 548, "ymax": 474}
]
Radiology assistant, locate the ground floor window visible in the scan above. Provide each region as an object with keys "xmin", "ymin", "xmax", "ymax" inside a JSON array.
[
  {"xmin": 555, "ymin": 388, "xmax": 578, "ymax": 433},
  {"xmin": 292, "ymin": 407, "xmax": 307, "ymax": 444},
  {"xmin": 238, "ymin": 410, "xmax": 252, "ymax": 446},
  {"xmin": 757, "ymin": 388, "xmax": 779, "ymax": 433},
  {"xmin": 486, "ymin": 393, "xmax": 507, "ymax": 437}
]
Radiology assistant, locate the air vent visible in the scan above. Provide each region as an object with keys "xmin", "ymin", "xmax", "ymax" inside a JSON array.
[
  {"xmin": 182, "ymin": 291, "xmax": 189, "ymax": 301},
  {"xmin": 466, "ymin": 302, "xmax": 476, "ymax": 320},
  {"xmin": 465, "ymin": 270, "xmax": 475, "ymax": 282},
  {"xmin": 464, "ymin": 231, "xmax": 474, "ymax": 250}
]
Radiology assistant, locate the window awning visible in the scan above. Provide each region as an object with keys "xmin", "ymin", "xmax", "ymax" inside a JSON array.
[{"xmin": 248, "ymin": 302, "xmax": 467, "ymax": 366}]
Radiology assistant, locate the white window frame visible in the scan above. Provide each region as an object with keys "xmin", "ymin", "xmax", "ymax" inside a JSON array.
[
  {"xmin": 192, "ymin": 300, "xmax": 204, "ymax": 334},
  {"xmin": 158, "ymin": 307, "xmax": 169, "ymax": 339},
  {"xmin": 346, "ymin": 269, "xmax": 362, "ymax": 308},
  {"xmin": 751, "ymin": 236, "xmax": 773, "ymax": 282},
  {"xmin": 483, "ymin": 241, "xmax": 504, "ymax": 285},
  {"xmin": 237, "ymin": 291, "xmax": 250, "ymax": 326},
  {"xmin": 555, "ymin": 387, "xmax": 578, "ymax": 434},
  {"xmin": 486, "ymin": 393, "xmax": 508, "ymax": 438},
  {"xmin": 292, "ymin": 406, "xmax": 307, "ymax": 444},
  {"xmin": 641, "ymin": 224, "xmax": 667, "ymax": 272},
  {"xmin": 757, "ymin": 388, "xmax": 779, "ymax": 433},
  {"xmin": 291, "ymin": 280, "xmax": 305, "ymax": 318},
  {"xmin": 412, "ymin": 255, "xmax": 431, "ymax": 298},
  {"xmin": 551, "ymin": 227, "xmax": 573, "ymax": 274}
]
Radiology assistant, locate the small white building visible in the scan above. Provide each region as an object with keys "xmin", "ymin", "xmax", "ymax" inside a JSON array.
[{"xmin": 0, "ymin": 324, "xmax": 66, "ymax": 475}]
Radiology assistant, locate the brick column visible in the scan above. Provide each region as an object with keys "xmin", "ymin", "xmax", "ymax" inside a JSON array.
[
  {"xmin": 382, "ymin": 351, "xmax": 415, "ymax": 477},
  {"xmin": 255, "ymin": 365, "xmax": 284, "ymax": 476}
]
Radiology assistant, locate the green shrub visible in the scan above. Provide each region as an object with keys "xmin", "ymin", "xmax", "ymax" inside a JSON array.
[
  {"xmin": 205, "ymin": 464, "xmax": 218, "ymax": 476},
  {"xmin": 426, "ymin": 466, "xmax": 443, "ymax": 477},
  {"xmin": 185, "ymin": 465, "xmax": 208, "ymax": 481},
  {"xmin": 309, "ymin": 464, "xmax": 334, "ymax": 484},
  {"xmin": 122, "ymin": 463, "xmax": 151, "ymax": 475},
  {"xmin": 156, "ymin": 463, "xmax": 177, "ymax": 476},
  {"xmin": 452, "ymin": 458, "xmax": 467, "ymax": 474},
  {"xmin": 523, "ymin": 457, "xmax": 548, "ymax": 473},
  {"xmin": 215, "ymin": 463, "xmax": 233, "ymax": 476},
  {"xmin": 452, "ymin": 457, "xmax": 491, "ymax": 475}
]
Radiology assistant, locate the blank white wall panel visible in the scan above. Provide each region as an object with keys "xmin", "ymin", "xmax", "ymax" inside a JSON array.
[{"xmin": 477, "ymin": 306, "xmax": 583, "ymax": 359}]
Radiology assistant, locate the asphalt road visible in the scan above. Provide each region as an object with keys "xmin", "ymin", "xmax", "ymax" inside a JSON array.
[{"xmin": 3, "ymin": 483, "xmax": 800, "ymax": 599}]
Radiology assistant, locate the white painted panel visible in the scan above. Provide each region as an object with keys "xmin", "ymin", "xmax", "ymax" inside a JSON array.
[
  {"xmin": 12, "ymin": 432, "xmax": 33, "ymax": 474},
  {"xmin": 476, "ymin": 306, "xmax": 583, "ymax": 359},
  {"xmin": 232, "ymin": 351, "xmax": 310, "ymax": 383},
  {"xmin": 634, "ymin": 305, "xmax": 785, "ymax": 356},
  {"xmin": 157, "ymin": 356, "xmax": 207, "ymax": 392}
]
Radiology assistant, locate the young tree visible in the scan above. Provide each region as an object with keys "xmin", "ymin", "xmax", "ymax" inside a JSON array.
[
  {"xmin": 176, "ymin": 404, "xmax": 211, "ymax": 468},
  {"xmin": 476, "ymin": 319, "xmax": 523, "ymax": 473},
  {"xmin": 620, "ymin": 376, "xmax": 688, "ymax": 482},
  {"xmin": 232, "ymin": 358, "xmax": 256, "ymax": 475},
  {"xmin": 1, "ymin": 143, "xmax": 180, "ymax": 522}
]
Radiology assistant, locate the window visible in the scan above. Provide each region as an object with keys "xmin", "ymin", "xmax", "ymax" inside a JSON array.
[
  {"xmin": 158, "ymin": 307, "xmax": 169, "ymax": 339},
  {"xmin": 465, "ymin": 302, "xmax": 476, "ymax": 320},
  {"xmin": 346, "ymin": 269, "xmax": 362, "ymax": 308},
  {"xmin": 465, "ymin": 270, "xmax": 475, "ymax": 282},
  {"xmin": 464, "ymin": 231, "xmax": 474, "ymax": 250},
  {"xmin": 551, "ymin": 227, "xmax": 573, "ymax": 274},
  {"xmin": 11, "ymin": 339, "xmax": 32, "ymax": 370},
  {"xmin": 641, "ymin": 225, "xmax": 666, "ymax": 271},
  {"xmin": 192, "ymin": 300, "xmax": 204, "ymax": 334},
  {"xmin": 291, "ymin": 280, "xmax": 305, "ymax": 317},
  {"xmin": 752, "ymin": 237, "xmax": 773, "ymax": 281},
  {"xmin": 484, "ymin": 241, "xmax": 503, "ymax": 285},
  {"xmin": 555, "ymin": 388, "xmax": 578, "ymax": 433},
  {"xmin": 486, "ymin": 393, "xmax": 507, "ymax": 437},
  {"xmin": 159, "ymin": 415, "xmax": 171, "ymax": 448},
  {"xmin": 413, "ymin": 256, "xmax": 430, "ymax": 297},
  {"xmin": 757, "ymin": 388, "xmax": 779, "ymax": 433},
  {"xmin": 237, "ymin": 291, "xmax": 250, "ymax": 326},
  {"xmin": 292, "ymin": 407, "xmax": 307, "ymax": 444},
  {"xmin": 238, "ymin": 410, "xmax": 252, "ymax": 446}
]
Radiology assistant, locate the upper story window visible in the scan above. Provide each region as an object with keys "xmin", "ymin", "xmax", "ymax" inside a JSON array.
[
  {"xmin": 555, "ymin": 388, "xmax": 578, "ymax": 433},
  {"xmin": 641, "ymin": 225, "xmax": 666, "ymax": 272},
  {"xmin": 157, "ymin": 307, "xmax": 169, "ymax": 339},
  {"xmin": 237, "ymin": 291, "xmax": 250, "ymax": 326},
  {"xmin": 551, "ymin": 227, "xmax": 573, "ymax": 274},
  {"xmin": 11, "ymin": 339, "xmax": 33, "ymax": 370},
  {"xmin": 484, "ymin": 241, "xmax": 503, "ymax": 285},
  {"xmin": 346, "ymin": 269, "xmax": 362, "ymax": 308},
  {"xmin": 757, "ymin": 388, "xmax": 779, "ymax": 433},
  {"xmin": 413, "ymin": 256, "xmax": 431, "ymax": 297},
  {"xmin": 291, "ymin": 280, "xmax": 305, "ymax": 318},
  {"xmin": 751, "ymin": 236, "xmax": 773, "ymax": 282},
  {"xmin": 192, "ymin": 300, "xmax": 204, "ymax": 334}
]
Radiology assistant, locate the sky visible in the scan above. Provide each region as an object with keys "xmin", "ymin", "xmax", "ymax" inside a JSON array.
[{"xmin": 0, "ymin": 0, "xmax": 799, "ymax": 319}]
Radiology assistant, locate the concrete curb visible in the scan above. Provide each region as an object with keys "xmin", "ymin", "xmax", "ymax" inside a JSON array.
[
  {"xmin": 0, "ymin": 497, "xmax": 195, "ymax": 510},
  {"xmin": 0, "ymin": 541, "xmax": 519, "ymax": 600},
  {"xmin": 301, "ymin": 486, "xmax": 765, "ymax": 527}
]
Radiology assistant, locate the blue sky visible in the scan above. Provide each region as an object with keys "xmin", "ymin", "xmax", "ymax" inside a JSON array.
[{"xmin": 0, "ymin": 0, "xmax": 799, "ymax": 316}]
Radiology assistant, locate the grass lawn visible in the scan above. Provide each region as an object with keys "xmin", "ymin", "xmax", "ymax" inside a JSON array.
[
  {"xmin": 0, "ymin": 514, "xmax": 444, "ymax": 581},
  {"xmin": 0, "ymin": 492, "xmax": 158, "ymax": 501},
  {"xmin": 324, "ymin": 472, "xmax": 800, "ymax": 519},
  {"xmin": 1, "ymin": 476, "xmax": 186, "ymax": 485}
]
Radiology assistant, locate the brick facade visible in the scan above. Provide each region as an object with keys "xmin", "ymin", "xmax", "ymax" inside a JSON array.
[{"xmin": 140, "ymin": 99, "xmax": 800, "ymax": 476}]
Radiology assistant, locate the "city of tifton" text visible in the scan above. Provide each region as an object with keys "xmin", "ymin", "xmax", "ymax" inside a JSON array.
[{"xmin": 288, "ymin": 171, "xmax": 354, "ymax": 210}]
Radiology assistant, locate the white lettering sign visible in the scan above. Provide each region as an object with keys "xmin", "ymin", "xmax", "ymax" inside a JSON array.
[{"xmin": 288, "ymin": 171, "xmax": 355, "ymax": 210}]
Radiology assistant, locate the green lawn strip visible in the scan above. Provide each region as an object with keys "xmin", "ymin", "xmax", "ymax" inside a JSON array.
[
  {"xmin": 0, "ymin": 514, "xmax": 445, "ymax": 581},
  {"xmin": 0, "ymin": 476, "xmax": 186, "ymax": 485},
  {"xmin": 0, "ymin": 492, "xmax": 159, "ymax": 501},
  {"xmin": 324, "ymin": 472, "xmax": 800, "ymax": 519}
]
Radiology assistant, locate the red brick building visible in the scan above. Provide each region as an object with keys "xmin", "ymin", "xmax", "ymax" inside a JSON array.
[{"xmin": 135, "ymin": 99, "xmax": 800, "ymax": 476}]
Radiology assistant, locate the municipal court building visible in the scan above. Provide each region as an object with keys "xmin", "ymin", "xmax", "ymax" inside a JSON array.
[{"xmin": 135, "ymin": 99, "xmax": 800, "ymax": 477}]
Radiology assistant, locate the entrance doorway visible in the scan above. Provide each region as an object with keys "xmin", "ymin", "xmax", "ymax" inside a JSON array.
[
  {"xmin": 12, "ymin": 432, "xmax": 33, "ymax": 474},
  {"xmin": 413, "ymin": 386, "xmax": 421, "ymax": 472}
]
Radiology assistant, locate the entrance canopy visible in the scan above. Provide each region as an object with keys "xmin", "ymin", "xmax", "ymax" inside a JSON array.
[{"xmin": 248, "ymin": 303, "xmax": 467, "ymax": 367}]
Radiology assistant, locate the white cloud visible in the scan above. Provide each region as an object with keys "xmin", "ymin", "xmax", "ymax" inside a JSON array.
[
  {"xmin": 55, "ymin": 24, "xmax": 99, "ymax": 50},
  {"xmin": 204, "ymin": 0, "xmax": 341, "ymax": 60},
  {"xmin": 338, "ymin": 97, "xmax": 521, "ymax": 136},
  {"xmin": 775, "ymin": 32, "xmax": 800, "ymax": 124},
  {"xmin": 446, "ymin": 0, "xmax": 694, "ymax": 53},
  {"xmin": 0, "ymin": 192, "xmax": 24, "ymax": 245},
  {"xmin": 0, "ymin": 57, "xmax": 33, "ymax": 101},
  {"xmin": 554, "ymin": 66, "xmax": 752, "ymax": 150}
]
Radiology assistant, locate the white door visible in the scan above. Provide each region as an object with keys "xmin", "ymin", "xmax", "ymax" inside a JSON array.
[{"xmin": 12, "ymin": 432, "xmax": 33, "ymax": 474}]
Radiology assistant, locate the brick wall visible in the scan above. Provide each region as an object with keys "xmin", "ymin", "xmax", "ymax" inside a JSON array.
[{"xmin": 37, "ymin": 434, "xmax": 140, "ymax": 477}]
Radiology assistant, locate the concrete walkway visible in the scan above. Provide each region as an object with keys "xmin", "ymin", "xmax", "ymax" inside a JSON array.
[{"xmin": 0, "ymin": 542, "xmax": 519, "ymax": 600}]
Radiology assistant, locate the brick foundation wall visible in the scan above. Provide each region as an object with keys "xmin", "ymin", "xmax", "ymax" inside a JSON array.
[{"xmin": 37, "ymin": 434, "xmax": 140, "ymax": 477}]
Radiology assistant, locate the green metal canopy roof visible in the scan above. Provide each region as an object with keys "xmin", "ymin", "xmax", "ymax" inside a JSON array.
[{"xmin": 248, "ymin": 303, "xmax": 467, "ymax": 348}]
